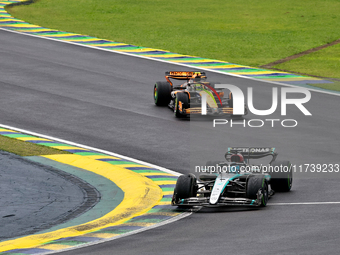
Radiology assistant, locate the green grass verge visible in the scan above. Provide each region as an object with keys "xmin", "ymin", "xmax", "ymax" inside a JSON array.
[
  {"xmin": 307, "ymin": 81, "xmax": 340, "ymax": 92},
  {"xmin": 274, "ymin": 43, "xmax": 340, "ymax": 80},
  {"xmin": 5, "ymin": 0, "xmax": 340, "ymax": 89},
  {"xmin": 0, "ymin": 135, "xmax": 70, "ymax": 156}
]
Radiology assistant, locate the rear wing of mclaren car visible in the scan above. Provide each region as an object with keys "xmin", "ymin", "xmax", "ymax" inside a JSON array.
[{"xmin": 165, "ymin": 71, "xmax": 207, "ymax": 86}]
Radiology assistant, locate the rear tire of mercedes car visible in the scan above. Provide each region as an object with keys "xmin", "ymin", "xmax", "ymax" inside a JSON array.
[
  {"xmin": 154, "ymin": 81, "xmax": 171, "ymax": 106},
  {"xmin": 270, "ymin": 160, "xmax": 292, "ymax": 192},
  {"xmin": 174, "ymin": 92, "xmax": 189, "ymax": 118},
  {"xmin": 172, "ymin": 173, "xmax": 197, "ymax": 208},
  {"xmin": 246, "ymin": 175, "xmax": 268, "ymax": 207}
]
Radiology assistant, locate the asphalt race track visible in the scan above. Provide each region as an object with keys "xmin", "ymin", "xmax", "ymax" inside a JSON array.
[
  {"xmin": 0, "ymin": 151, "xmax": 89, "ymax": 240},
  {"xmin": 1, "ymin": 28, "xmax": 340, "ymax": 254}
]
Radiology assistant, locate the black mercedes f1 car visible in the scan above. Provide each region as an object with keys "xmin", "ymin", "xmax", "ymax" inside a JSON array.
[{"xmin": 172, "ymin": 147, "xmax": 292, "ymax": 208}]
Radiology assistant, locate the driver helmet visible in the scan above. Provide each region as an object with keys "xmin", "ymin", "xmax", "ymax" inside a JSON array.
[
  {"xmin": 230, "ymin": 153, "xmax": 244, "ymax": 163},
  {"xmin": 187, "ymin": 84, "xmax": 194, "ymax": 92},
  {"xmin": 192, "ymin": 74, "xmax": 202, "ymax": 83}
]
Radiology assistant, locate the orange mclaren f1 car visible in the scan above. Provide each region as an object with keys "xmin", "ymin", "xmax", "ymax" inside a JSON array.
[{"xmin": 153, "ymin": 71, "xmax": 248, "ymax": 118}]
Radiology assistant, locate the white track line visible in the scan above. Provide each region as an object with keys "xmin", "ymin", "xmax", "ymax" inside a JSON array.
[
  {"xmin": 1, "ymin": 27, "xmax": 339, "ymax": 97},
  {"xmin": 40, "ymin": 211, "xmax": 192, "ymax": 255},
  {"xmin": 269, "ymin": 202, "xmax": 340, "ymax": 205},
  {"xmin": 0, "ymin": 21, "xmax": 337, "ymax": 253},
  {"xmin": 0, "ymin": 123, "xmax": 192, "ymax": 252},
  {"xmin": 5, "ymin": 122, "xmax": 339, "ymax": 208},
  {"xmin": 0, "ymin": 123, "xmax": 181, "ymax": 176}
]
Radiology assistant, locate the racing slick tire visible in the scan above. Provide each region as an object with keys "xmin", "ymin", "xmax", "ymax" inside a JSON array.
[
  {"xmin": 270, "ymin": 160, "xmax": 292, "ymax": 192},
  {"xmin": 154, "ymin": 81, "xmax": 172, "ymax": 106},
  {"xmin": 229, "ymin": 92, "xmax": 234, "ymax": 109},
  {"xmin": 246, "ymin": 175, "xmax": 268, "ymax": 207},
  {"xmin": 172, "ymin": 173, "xmax": 197, "ymax": 207},
  {"xmin": 174, "ymin": 92, "xmax": 189, "ymax": 118},
  {"xmin": 229, "ymin": 92, "xmax": 248, "ymax": 117}
]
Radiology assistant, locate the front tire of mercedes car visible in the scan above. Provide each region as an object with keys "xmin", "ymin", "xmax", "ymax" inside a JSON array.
[
  {"xmin": 154, "ymin": 81, "xmax": 172, "ymax": 106},
  {"xmin": 270, "ymin": 160, "xmax": 293, "ymax": 192},
  {"xmin": 246, "ymin": 175, "xmax": 268, "ymax": 207},
  {"xmin": 172, "ymin": 173, "xmax": 197, "ymax": 208}
]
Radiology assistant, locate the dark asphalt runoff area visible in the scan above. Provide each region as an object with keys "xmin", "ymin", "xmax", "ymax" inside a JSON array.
[
  {"xmin": 0, "ymin": 28, "xmax": 339, "ymax": 254},
  {"xmin": 0, "ymin": 150, "xmax": 86, "ymax": 240}
]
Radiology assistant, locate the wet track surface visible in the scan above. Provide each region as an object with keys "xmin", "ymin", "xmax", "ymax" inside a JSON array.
[
  {"xmin": 0, "ymin": 151, "xmax": 87, "ymax": 240},
  {"xmin": 0, "ymin": 29, "xmax": 340, "ymax": 254}
]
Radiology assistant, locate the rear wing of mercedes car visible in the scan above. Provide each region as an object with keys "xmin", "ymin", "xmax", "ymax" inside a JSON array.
[{"xmin": 226, "ymin": 147, "xmax": 278, "ymax": 163}]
